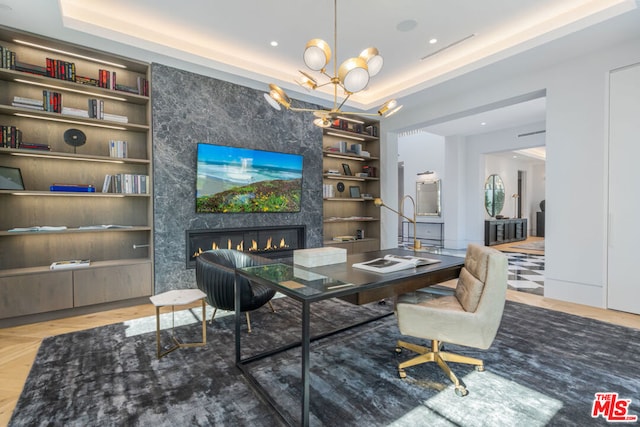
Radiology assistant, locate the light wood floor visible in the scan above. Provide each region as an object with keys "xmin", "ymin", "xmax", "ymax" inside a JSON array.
[{"xmin": 1, "ymin": 275, "xmax": 639, "ymax": 426}]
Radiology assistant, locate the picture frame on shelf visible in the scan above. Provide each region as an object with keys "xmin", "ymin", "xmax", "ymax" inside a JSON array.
[
  {"xmin": 0, "ymin": 166, "xmax": 25, "ymax": 190},
  {"xmin": 349, "ymin": 185, "xmax": 361, "ymax": 198},
  {"xmin": 342, "ymin": 163, "xmax": 352, "ymax": 176}
]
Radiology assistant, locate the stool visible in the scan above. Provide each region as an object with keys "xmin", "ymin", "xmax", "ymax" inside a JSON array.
[{"xmin": 149, "ymin": 289, "xmax": 207, "ymax": 359}]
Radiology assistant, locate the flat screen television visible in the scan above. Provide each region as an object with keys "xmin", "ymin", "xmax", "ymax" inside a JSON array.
[{"xmin": 196, "ymin": 143, "xmax": 303, "ymax": 213}]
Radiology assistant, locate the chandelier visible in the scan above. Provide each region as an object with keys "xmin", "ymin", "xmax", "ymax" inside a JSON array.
[{"xmin": 263, "ymin": 0, "xmax": 402, "ymax": 127}]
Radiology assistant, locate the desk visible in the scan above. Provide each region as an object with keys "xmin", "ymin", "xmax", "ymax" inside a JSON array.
[{"xmin": 234, "ymin": 248, "xmax": 464, "ymax": 426}]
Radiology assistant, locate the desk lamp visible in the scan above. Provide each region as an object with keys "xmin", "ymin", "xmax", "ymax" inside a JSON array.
[{"xmin": 374, "ymin": 195, "xmax": 423, "ymax": 251}]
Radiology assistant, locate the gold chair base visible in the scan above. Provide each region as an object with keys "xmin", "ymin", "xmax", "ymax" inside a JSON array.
[
  {"xmin": 209, "ymin": 300, "xmax": 277, "ymax": 333},
  {"xmin": 155, "ymin": 299, "xmax": 207, "ymax": 359},
  {"xmin": 396, "ymin": 339, "xmax": 484, "ymax": 396}
]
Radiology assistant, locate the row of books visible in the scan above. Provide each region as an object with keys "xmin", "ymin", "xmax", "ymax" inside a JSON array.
[
  {"xmin": 102, "ymin": 174, "xmax": 149, "ymax": 194},
  {"xmin": 46, "ymin": 58, "xmax": 76, "ymax": 81},
  {"xmin": 1, "ymin": 125, "xmax": 22, "ymax": 148},
  {"xmin": 88, "ymin": 99, "xmax": 128, "ymax": 123},
  {"xmin": 329, "ymin": 119, "xmax": 379, "ymax": 137},
  {"xmin": 0, "ymin": 45, "xmax": 15, "ymax": 69},
  {"xmin": 43, "ymin": 90, "xmax": 63, "ymax": 113},
  {"xmin": 322, "ymin": 184, "xmax": 336, "ymax": 199},
  {"xmin": 10, "ymin": 92, "xmax": 62, "ymax": 113},
  {"xmin": 0, "ymin": 45, "xmax": 149, "ymax": 96},
  {"xmin": 109, "ymin": 140, "xmax": 128, "ymax": 158}
]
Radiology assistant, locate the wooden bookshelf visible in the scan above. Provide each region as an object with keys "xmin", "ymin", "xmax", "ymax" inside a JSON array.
[
  {"xmin": 322, "ymin": 118, "xmax": 381, "ymax": 253},
  {"xmin": 0, "ymin": 25, "xmax": 153, "ymax": 322}
]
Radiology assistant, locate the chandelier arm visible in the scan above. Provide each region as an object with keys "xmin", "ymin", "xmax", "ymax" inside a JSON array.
[
  {"xmin": 314, "ymin": 81, "xmax": 335, "ymax": 89},
  {"xmin": 338, "ymin": 111, "xmax": 382, "ymax": 117},
  {"xmin": 335, "ymin": 93, "xmax": 352, "ymax": 111},
  {"xmin": 288, "ymin": 106, "xmax": 332, "ymax": 114}
]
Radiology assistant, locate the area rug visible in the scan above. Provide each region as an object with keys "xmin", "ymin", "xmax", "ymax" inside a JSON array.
[
  {"xmin": 10, "ymin": 298, "xmax": 640, "ymax": 426},
  {"xmin": 509, "ymin": 240, "xmax": 545, "ymax": 252}
]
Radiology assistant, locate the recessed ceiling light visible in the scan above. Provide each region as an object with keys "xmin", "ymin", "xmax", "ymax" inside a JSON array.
[
  {"xmin": 480, "ymin": 122, "xmax": 487, "ymax": 126},
  {"xmin": 396, "ymin": 19, "xmax": 417, "ymax": 32},
  {"xmin": 429, "ymin": 38, "xmax": 438, "ymax": 44},
  {"xmin": 270, "ymin": 41, "xmax": 278, "ymax": 47}
]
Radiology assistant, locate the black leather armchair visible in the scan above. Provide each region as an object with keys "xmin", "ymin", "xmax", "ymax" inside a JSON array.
[{"xmin": 195, "ymin": 249, "xmax": 276, "ymax": 332}]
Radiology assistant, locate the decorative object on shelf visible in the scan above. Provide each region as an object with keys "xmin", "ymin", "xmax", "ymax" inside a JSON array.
[
  {"xmin": 263, "ymin": 0, "xmax": 402, "ymax": 127},
  {"xmin": 484, "ymin": 174, "xmax": 505, "ymax": 218},
  {"xmin": 512, "ymin": 193, "xmax": 520, "ymax": 218},
  {"xmin": 342, "ymin": 163, "xmax": 352, "ymax": 176},
  {"xmin": 336, "ymin": 181, "xmax": 345, "ymax": 195},
  {"xmin": 349, "ymin": 185, "xmax": 361, "ymax": 198},
  {"xmin": 63, "ymin": 128, "xmax": 86, "ymax": 153},
  {"xmin": 375, "ymin": 195, "xmax": 425, "ymax": 251}
]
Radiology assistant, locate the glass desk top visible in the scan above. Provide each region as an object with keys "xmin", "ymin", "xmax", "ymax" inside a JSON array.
[{"xmin": 239, "ymin": 263, "xmax": 355, "ymax": 299}]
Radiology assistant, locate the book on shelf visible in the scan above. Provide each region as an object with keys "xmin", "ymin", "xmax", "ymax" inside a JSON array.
[
  {"xmin": 50, "ymin": 184, "xmax": 96, "ymax": 192},
  {"xmin": 14, "ymin": 60, "xmax": 46, "ymax": 76},
  {"xmin": 352, "ymin": 254, "xmax": 441, "ymax": 273},
  {"xmin": 78, "ymin": 224, "xmax": 133, "ymax": 230},
  {"xmin": 18, "ymin": 142, "xmax": 50, "ymax": 151},
  {"xmin": 61, "ymin": 106, "xmax": 90, "ymax": 118},
  {"xmin": 8, "ymin": 225, "xmax": 68, "ymax": 232},
  {"xmin": 50, "ymin": 259, "xmax": 90, "ymax": 270},
  {"xmin": 333, "ymin": 235, "xmax": 356, "ymax": 242}
]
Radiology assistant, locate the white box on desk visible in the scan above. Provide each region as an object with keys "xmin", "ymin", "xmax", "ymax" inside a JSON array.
[{"xmin": 293, "ymin": 247, "xmax": 347, "ymax": 267}]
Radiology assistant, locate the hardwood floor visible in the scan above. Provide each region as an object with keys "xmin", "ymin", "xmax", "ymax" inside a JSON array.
[{"xmin": 1, "ymin": 277, "xmax": 639, "ymax": 426}]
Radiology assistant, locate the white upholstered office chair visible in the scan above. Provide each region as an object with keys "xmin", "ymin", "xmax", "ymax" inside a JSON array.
[{"xmin": 395, "ymin": 244, "xmax": 508, "ymax": 396}]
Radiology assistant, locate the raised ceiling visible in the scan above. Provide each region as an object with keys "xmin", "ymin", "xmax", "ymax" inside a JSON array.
[{"xmin": 1, "ymin": 0, "xmax": 639, "ymax": 133}]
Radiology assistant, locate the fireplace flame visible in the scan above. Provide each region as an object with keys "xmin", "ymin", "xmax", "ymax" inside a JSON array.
[{"xmin": 193, "ymin": 235, "xmax": 291, "ymax": 257}]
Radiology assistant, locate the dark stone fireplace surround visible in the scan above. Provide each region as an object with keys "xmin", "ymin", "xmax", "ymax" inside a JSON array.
[
  {"xmin": 151, "ymin": 63, "xmax": 323, "ymax": 293},
  {"xmin": 186, "ymin": 225, "xmax": 306, "ymax": 268}
]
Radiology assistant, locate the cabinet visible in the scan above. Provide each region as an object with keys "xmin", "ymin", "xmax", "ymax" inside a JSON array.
[
  {"xmin": 484, "ymin": 218, "xmax": 527, "ymax": 246},
  {"xmin": 0, "ymin": 26, "xmax": 153, "ymax": 321},
  {"xmin": 322, "ymin": 118, "xmax": 380, "ymax": 254}
]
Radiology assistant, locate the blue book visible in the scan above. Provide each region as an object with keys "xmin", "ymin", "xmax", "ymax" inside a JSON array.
[{"xmin": 50, "ymin": 185, "xmax": 95, "ymax": 192}]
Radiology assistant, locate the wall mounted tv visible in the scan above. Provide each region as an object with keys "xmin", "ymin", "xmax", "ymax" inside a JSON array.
[{"xmin": 196, "ymin": 143, "xmax": 303, "ymax": 213}]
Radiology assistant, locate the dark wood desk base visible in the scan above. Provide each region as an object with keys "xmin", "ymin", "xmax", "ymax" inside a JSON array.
[{"xmin": 339, "ymin": 265, "xmax": 462, "ymax": 305}]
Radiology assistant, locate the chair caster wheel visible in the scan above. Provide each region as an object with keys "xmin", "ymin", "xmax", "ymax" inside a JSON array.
[
  {"xmin": 395, "ymin": 347, "xmax": 402, "ymax": 354},
  {"xmin": 454, "ymin": 386, "xmax": 468, "ymax": 397},
  {"xmin": 398, "ymin": 369, "xmax": 406, "ymax": 379},
  {"xmin": 475, "ymin": 365, "xmax": 485, "ymax": 372}
]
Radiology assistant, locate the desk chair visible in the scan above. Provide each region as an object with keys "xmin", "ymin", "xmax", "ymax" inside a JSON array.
[{"xmin": 395, "ymin": 244, "xmax": 508, "ymax": 396}]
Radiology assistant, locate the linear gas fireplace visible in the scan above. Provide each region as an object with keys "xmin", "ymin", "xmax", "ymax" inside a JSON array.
[{"xmin": 186, "ymin": 225, "xmax": 306, "ymax": 268}]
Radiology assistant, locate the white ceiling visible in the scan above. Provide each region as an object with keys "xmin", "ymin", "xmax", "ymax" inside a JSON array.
[{"xmin": 1, "ymin": 0, "xmax": 639, "ymax": 137}]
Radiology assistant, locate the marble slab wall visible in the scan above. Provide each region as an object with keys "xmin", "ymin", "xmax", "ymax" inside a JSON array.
[{"xmin": 151, "ymin": 63, "xmax": 323, "ymax": 293}]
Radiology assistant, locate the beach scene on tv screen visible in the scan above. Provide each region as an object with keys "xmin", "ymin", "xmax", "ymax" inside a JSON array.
[{"xmin": 196, "ymin": 144, "xmax": 303, "ymax": 213}]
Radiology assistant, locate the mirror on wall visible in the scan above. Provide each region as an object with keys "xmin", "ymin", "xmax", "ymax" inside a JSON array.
[
  {"xmin": 484, "ymin": 174, "xmax": 505, "ymax": 217},
  {"xmin": 416, "ymin": 180, "xmax": 441, "ymax": 216}
]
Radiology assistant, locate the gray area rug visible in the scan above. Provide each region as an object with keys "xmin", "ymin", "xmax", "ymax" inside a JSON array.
[{"xmin": 10, "ymin": 297, "xmax": 640, "ymax": 426}]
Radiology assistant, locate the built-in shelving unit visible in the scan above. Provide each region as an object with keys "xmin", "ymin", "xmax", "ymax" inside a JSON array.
[
  {"xmin": 0, "ymin": 25, "xmax": 153, "ymax": 323},
  {"xmin": 322, "ymin": 118, "xmax": 381, "ymax": 253}
]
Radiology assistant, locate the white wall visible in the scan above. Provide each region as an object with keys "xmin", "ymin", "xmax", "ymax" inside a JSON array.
[
  {"xmin": 483, "ymin": 153, "xmax": 543, "ymax": 227},
  {"xmin": 383, "ymin": 36, "xmax": 640, "ymax": 308},
  {"xmin": 397, "ymin": 132, "xmax": 445, "ymax": 221}
]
